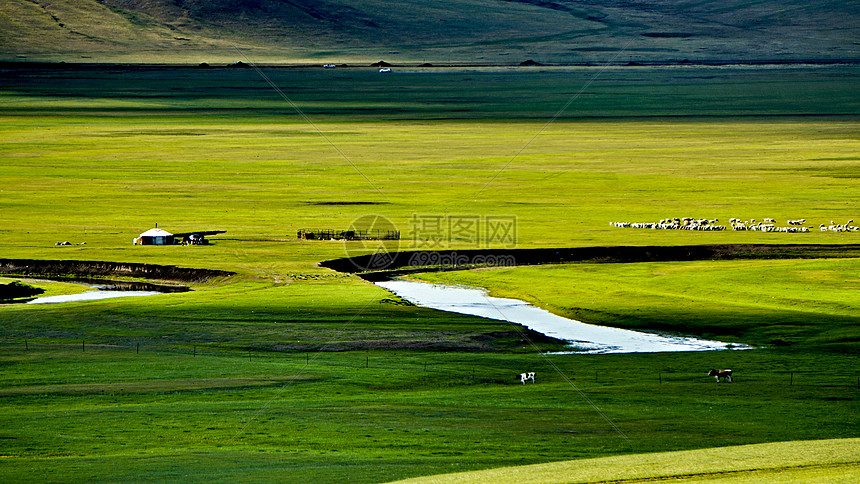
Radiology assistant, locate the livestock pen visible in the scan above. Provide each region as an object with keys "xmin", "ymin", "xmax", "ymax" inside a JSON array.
[{"xmin": 297, "ymin": 228, "xmax": 400, "ymax": 241}]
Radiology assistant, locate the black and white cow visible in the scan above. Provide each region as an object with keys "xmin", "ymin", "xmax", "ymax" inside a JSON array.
[{"xmin": 708, "ymin": 369, "xmax": 732, "ymax": 383}]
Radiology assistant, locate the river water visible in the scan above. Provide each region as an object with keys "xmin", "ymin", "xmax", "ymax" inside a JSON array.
[
  {"xmin": 376, "ymin": 279, "xmax": 752, "ymax": 354},
  {"xmin": 27, "ymin": 289, "xmax": 162, "ymax": 304},
  {"xmin": 22, "ymin": 280, "xmax": 185, "ymax": 304}
]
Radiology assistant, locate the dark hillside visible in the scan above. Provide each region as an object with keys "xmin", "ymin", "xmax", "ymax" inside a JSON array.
[{"xmin": 1, "ymin": 1, "xmax": 858, "ymax": 63}]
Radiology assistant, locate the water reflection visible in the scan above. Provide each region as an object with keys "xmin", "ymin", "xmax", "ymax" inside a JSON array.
[
  {"xmin": 27, "ymin": 290, "xmax": 162, "ymax": 304},
  {"xmin": 8, "ymin": 278, "xmax": 188, "ymax": 305}
]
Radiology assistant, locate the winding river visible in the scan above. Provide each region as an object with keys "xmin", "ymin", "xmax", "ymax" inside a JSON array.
[
  {"xmin": 376, "ymin": 279, "xmax": 752, "ymax": 354},
  {"xmin": 11, "ymin": 271, "xmax": 751, "ymax": 353}
]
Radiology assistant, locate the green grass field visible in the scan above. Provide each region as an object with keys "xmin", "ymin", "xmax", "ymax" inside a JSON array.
[
  {"xmin": 0, "ymin": 64, "xmax": 858, "ymax": 482},
  {"xmin": 1, "ymin": 346, "xmax": 857, "ymax": 482}
]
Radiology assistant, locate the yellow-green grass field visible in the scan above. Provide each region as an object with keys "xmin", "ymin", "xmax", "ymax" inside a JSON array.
[
  {"xmin": 0, "ymin": 65, "xmax": 858, "ymax": 481},
  {"xmin": 392, "ymin": 438, "xmax": 860, "ymax": 483},
  {"xmin": 2, "ymin": 65, "xmax": 858, "ymax": 269}
]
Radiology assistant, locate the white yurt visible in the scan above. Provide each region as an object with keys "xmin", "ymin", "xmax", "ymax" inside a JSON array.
[{"xmin": 134, "ymin": 228, "xmax": 174, "ymax": 245}]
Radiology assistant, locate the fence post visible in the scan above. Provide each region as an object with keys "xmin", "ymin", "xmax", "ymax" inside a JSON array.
[
  {"xmin": 25, "ymin": 339, "xmax": 28, "ymax": 351},
  {"xmin": 136, "ymin": 342, "xmax": 139, "ymax": 355},
  {"xmin": 659, "ymin": 372, "xmax": 662, "ymax": 384},
  {"xmin": 790, "ymin": 372, "xmax": 793, "ymax": 386},
  {"xmin": 193, "ymin": 345, "xmax": 196, "ymax": 357},
  {"xmin": 82, "ymin": 339, "xmax": 85, "ymax": 352}
]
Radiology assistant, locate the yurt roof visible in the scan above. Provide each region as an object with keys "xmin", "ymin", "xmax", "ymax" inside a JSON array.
[{"xmin": 139, "ymin": 228, "xmax": 173, "ymax": 237}]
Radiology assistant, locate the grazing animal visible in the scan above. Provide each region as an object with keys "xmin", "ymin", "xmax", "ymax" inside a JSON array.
[
  {"xmin": 708, "ymin": 369, "xmax": 732, "ymax": 383},
  {"xmin": 519, "ymin": 372, "xmax": 535, "ymax": 384}
]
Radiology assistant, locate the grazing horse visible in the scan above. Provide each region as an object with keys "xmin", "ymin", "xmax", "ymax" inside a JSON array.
[
  {"xmin": 708, "ymin": 369, "xmax": 732, "ymax": 383},
  {"xmin": 519, "ymin": 372, "xmax": 535, "ymax": 384}
]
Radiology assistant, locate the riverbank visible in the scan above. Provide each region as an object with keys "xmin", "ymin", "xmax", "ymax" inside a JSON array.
[
  {"xmin": 321, "ymin": 243, "xmax": 860, "ymax": 279},
  {"xmin": 0, "ymin": 258, "xmax": 233, "ymax": 284}
]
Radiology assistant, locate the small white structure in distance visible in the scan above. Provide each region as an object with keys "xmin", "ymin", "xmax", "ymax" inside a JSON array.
[
  {"xmin": 379, "ymin": 67, "xmax": 391, "ymax": 73},
  {"xmin": 134, "ymin": 228, "xmax": 174, "ymax": 245},
  {"xmin": 323, "ymin": 64, "xmax": 336, "ymax": 68}
]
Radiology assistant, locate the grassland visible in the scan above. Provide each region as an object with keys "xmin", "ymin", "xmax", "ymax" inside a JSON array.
[
  {"xmin": 1, "ymin": 346, "xmax": 858, "ymax": 482},
  {"xmin": 2, "ymin": 65, "xmax": 858, "ymax": 258},
  {"xmin": 393, "ymin": 438, "xmax": 860, "ymax": 483},
  {"xmin": 0, "ymin": 64, "xmax": 858, "ymax": 481},
  {"xmin": 2, "ymin": 0, "xmax": 858, "ymax": 64}
]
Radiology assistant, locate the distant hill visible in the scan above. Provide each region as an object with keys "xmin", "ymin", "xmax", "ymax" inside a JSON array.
[{"xmin": 1, "ymin": 0, "xmax": 858, "ymax": 64}]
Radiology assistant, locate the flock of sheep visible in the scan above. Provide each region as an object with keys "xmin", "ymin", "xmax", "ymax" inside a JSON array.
[{"xmin": 610, "ymin": 217, "xmax": 859, "ymax": 233}]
